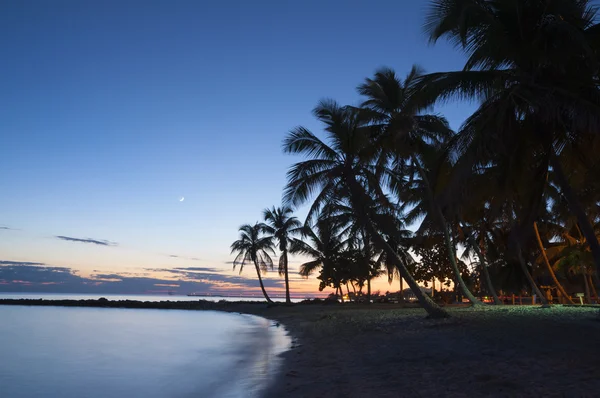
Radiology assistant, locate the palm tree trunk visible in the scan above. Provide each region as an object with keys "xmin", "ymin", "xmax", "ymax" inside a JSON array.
[
  {"xmin": 583, "ymin": 270, "xmax": 591, "ymax": 304},
  {"xmin": 464, "ymin": 229, "xmax": 502, "ymax": 305},
  {"xmin": 363, "ymin": 230, "xmax": 372, "ymax": 305},
  {"xmin": 346, "ymin": 283, "xmax": 351, "ymax": 301},
  {"xmin": 346, "ymin": 175, "xmax": 449, "ymax": 318},
  {"xmin": 337, "ymin": 286, "xmax": 344, "ymax": 303},
  {"xmin": 282, "ymin": 250, "xmax": 291, "ymax": 304},
  {"xmin": 412, "ymin": 156, "xmax": 482, "ymax": 306},
  {"xmin": 550, "ymin": 155, "xmax": 600, "ymax": 280},
  {"xmin": 588, "ymin": 275, "xmax": 597, "ymax": 303},
  {"xmin": 533, "ymin": 222, "xmax": 575, "ymax": 304},
  {"xmin": 516, "ymin": 247, "xmax": 548, "ymax": 307},
  {"xmin": 254, "ymin": 261, "xmax": 273, "ymax": 303},
  {"xmin": 399, "ymin": 277, "xmax": 404, "ymax": 303}
]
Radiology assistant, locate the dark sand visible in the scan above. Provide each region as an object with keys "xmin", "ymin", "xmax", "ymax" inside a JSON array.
[
  {"xmin": 1, "ymin": 299, "xmax": 598, "ymax": 397},
  {"xmin": 250, "ymin": 304, "xmax": 600, "ymax": 398}
]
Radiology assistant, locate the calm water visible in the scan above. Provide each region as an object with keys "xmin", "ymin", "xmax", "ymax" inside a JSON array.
[
  {"xmin": 0, "ymin": 292, "xmax": 304, "ymax": 303},
  {"xmin": 0, "ymin": 306, "xmax": 290, "ymax": 398}
]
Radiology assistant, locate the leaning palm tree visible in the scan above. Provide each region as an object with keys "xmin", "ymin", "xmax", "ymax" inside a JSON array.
[
  {"xmin": 421, "ymin": 0, "xmax": 600, "ymax": 278},
  {"xmin": 376, "ymin": 222, "xmax": 416, "ymax": 303},
  {"xmin": 283, "ymin": 99, "xmax": 449, "ymax": 318},
  {"xmin": 358, "ymin": 67, "xmax": 483, "ymax": 306},
  {"xmin": 230, "ymin": 223, "xmax": 275, "ymax": 303},
  {"xmin": 261, "ymin": 206, "xmax": 301, "ymax": 304}
]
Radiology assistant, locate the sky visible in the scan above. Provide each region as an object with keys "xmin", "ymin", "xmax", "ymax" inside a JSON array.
[{"xmin": 0, "ymin": 0, "xmax": 476, "ymax": 297}]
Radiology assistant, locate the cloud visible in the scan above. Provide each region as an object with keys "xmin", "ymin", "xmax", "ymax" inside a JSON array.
[
  {"xmin": 173, "ymin": 267, "xmax": 221, "ymax": 273},
  {"xmin": 0, "ymin": 262, "xmax": 81, "ymax": 286},
  {"xmin": 90, "ymin": 273, "xmax": 124, "ymax": 281},
  {"xmin": 167, "ymin": 254, "xmax": 201, "ymax": 261},
  {"xmin": 0, "ymin": 260, "xmax": 285, "ymax": 294},
  {"xmin": 0, "ymin": 260, "xmax": 47, "ymax": 266},
  {"xmin": 56, "ymin": 236, "xmax": 117, "ymax": 246},
  {"xmin": 0, "ymin": 226, "xmax": 18, "ymax": 231}
]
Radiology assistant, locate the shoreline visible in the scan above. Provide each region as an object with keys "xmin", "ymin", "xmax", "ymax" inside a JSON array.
[{"xmin": 1, "ymin": 299, "xmax": 599, "ymax": 397}]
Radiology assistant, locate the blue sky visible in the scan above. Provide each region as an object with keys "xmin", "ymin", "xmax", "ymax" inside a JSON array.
[{"xmin": 0, "ymin": 0, "xmax": 475, "ymax": 295}]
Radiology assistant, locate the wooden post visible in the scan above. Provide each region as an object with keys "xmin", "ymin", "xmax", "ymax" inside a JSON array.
[{"xmin": 512, "ymin": 294, "xmax": 515, "ymax": 305}]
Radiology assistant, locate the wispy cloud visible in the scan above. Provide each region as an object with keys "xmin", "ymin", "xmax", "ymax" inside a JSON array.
[
  {"xmin": 173, "ymin": 267, "xmax": 221, "ymax": 273},
  {"xmin": 167, "ymin": 254, "xmax": 201, "ymax": 261},
  {"xmin": 0, "ymin": 260, "xmax": 46, "ymax": 266},
  {"xmin": 56, "ymin": 236, "xmax": 117, "ymax": 246},
  {"xmin": 0, "ymin": 226, "xmax": 16, "ymax": 230}
]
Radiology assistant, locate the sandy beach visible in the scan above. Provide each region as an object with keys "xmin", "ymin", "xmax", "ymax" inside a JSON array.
[{"xmin": 251, "ymin": 304, "xmax": 600, "ymax": 398}]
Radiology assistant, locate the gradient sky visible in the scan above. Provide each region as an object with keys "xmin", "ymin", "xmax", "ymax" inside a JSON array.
[{"xmin": 0, "ymin": 0, "xmax": 475, "ymax": 296}]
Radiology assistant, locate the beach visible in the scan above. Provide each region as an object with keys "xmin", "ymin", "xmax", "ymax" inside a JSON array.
[
  {"xmin": 1, "ymin": 299, "xmax": 599, "ymax": 397},
  {"xmin": 254, "ymin": 304, "xmax": 600, "ymax": 398}
]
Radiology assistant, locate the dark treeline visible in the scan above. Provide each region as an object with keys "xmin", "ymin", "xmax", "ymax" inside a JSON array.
[{"xmin": 230, "ymin": 0, "xmax": 600, "ymax": 318}]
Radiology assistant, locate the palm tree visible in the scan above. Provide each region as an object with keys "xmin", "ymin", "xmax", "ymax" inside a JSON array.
[
  {"xmin": 421, "ymin": 0, "xmax": 600, "ymax": 279},
  {"xmin": 358, "ymin": 67, "xmax": 483, "ymax": 306},
  {"xmin": 539, "ymin": 225, "xmax": 599, "ymax": 303},
  {"xmin": 377, "ymin": 226, "xmax": 417, "ymax": 303},
  {"xmin": 230, "ymin": 223, "xmax": 275, "ymax": 303},
  {"xmin": 533, "ymin": 221, "xmax": 575, "ymax": 304},
  {"xmin": 325, "ymin": 200, "xmax": 397, "ymax": 303},
  {"xmin": 283, "ymin": 99, "xmax": 449, "ymax": 318},
  {"xmin": 261, "ymin": 206, "xmax": 301, "ymax": 304},
  {"xmin": 291, "ymin": 217, "xmax": 348, "ymax": 300},
  {"xmin": 461, "ymin": 225, "xmax": 503, "ymax": 305}
]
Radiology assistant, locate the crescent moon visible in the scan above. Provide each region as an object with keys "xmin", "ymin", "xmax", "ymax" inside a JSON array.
[{"xmin": 180, "ymin": 197, "xmax": 185, "ymax": 202}]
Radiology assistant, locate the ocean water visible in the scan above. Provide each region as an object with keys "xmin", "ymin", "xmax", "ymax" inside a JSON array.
[
  {"xmin": 0, "ymin": 306, "xmax": 290, "ymax": 398},
  {"xmin": 0, "ymin": 292, "xmax": 304, "ymax": 303}
]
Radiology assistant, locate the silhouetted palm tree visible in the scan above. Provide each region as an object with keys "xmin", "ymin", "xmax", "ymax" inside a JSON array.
[
  {"xmin": 230, "ymin": 223, "xmax": 275, "ymax": 303},
  {"xmin": 261, "ymin": 206, "xmax": 301, "ymax": 304},
  {"xmin": 291, "ymin": 217, "xmax": 348, "ymax": 300},
  {"xmin": 358, "ymin": 67, "xmax": 482, "ymax": 305},
  {"xmin": 421, "ymin": 0, "xmax": 600, "ymax": 278},
  {"xmin": 376, "ymin": 223, "xmax": 416, "ymax": 303},
  {"xmin": 283, "ymin": 99, "xmax": 449, "ymax": 318}
]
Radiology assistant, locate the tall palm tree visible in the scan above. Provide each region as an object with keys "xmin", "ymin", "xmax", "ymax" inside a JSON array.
[
  {"xmin": 261, "ymin": 206, "xmax": 301, "ymax": 304},
  {"xmin": 421, "ymin": 0, "xmax": 600, "ymax": 278},
  {"xmin": 230, "ymin": 223, "xmax": 275, "ymax": 303},
  {"xmin": 283, "ymin": 99, "xmax": 449, "ymax": 318},
  {"xmin": 358, "ymin": 67, "xmax": 483, "ymax": 306}
]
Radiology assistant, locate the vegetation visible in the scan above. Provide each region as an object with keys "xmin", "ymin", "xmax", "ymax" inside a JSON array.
[
  {"xmin": 230, "ymin": 0, "xmax": 600, "ymax": 316},
  {"xmin": 230, "ymin": 223, "xmax": 275, "ymax": 303},
  {"xmin": 260, "ymin": 206, "xmax": 302, "ymax": 304}
]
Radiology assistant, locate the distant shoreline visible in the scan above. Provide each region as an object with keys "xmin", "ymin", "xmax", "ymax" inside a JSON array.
[{"xmin": 0, "ymin": 297, "xmax": 278, "ymax": 310}]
